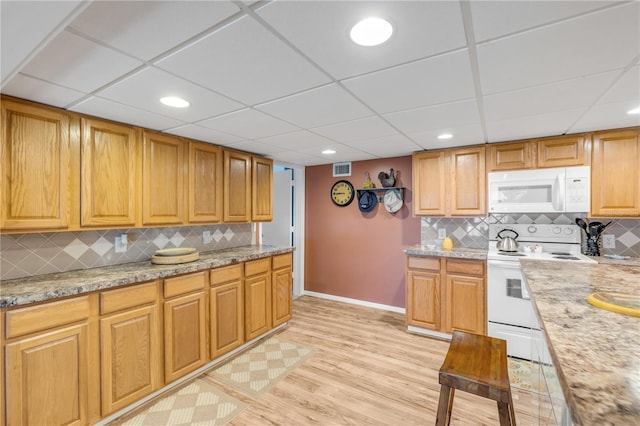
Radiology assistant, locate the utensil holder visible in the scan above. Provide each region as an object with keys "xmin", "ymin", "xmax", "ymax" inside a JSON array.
[{"xmin": 584, "ymin": 236, "xmax": 602, "ymax": 256}]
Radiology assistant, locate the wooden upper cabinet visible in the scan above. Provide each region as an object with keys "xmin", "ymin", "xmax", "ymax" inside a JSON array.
[
  {"xmin": 252, "ymin": 156, "xmax": 273, "ymax": 222},
  {"xmin": 450, "ymin": 146, "xmax": 485, "ymax": 215},
  {"xmin": 1, "ymin": 98, "xmax": 70, "ymax": 231},
  {"xmin": 142, "ymin": 131, "xmax": 186, "ymax": 225},
  {"xmin": 487, "ymin": 141, "xmax": 534, "ymax": 171},
  {"xmin": 80, "ymin": 118, "xmax": 139, "ymax": 227},
  {"xmin": 591, "ymin": 129, "xmax": 640, "ymax": 217},
  {"xmin": 224, "ymin": 150, "xmax": 251, "ymax": 222},
  {"xmin": 537, "ymin": 135, "xmax": 587, "ymax": 168},
  {"xmin": 189, "ymin": 142, "xmax": 222, "ymax": 223},
  {"xmin": 413, "ymin": 151, "xmax": 446, "ymax": 215}
]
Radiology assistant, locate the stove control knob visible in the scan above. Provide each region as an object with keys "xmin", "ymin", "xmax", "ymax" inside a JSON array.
[
  {"xmin": 552, "ymin": 226, "xmax": 561, "ymax": 234},
  {"xmin": 527, "ymin": 226, "xmax": 537, "ymax": 233},
  {"xmin": 564, "ymin": 228, "xmax": 573, "ymax": 235}
]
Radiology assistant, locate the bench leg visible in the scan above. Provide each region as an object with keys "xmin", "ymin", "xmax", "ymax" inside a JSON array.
[
  {"xmin": 435, "ymin": 384, "xmax": 454, "ymax": 426},
  {"xmin": 508, "ymin": 390, "xmax": 517, "ymax": 426},
  {"xmin": 497, "ymin": 402, "xmax": 513, "ymax": 426}
]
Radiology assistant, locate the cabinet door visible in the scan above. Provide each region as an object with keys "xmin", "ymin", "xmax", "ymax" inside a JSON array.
[
  {"xmin": 210, "ymin": 280, "xmax": 244, "ymax": 358},
  {"xmin": 252, "ymin": 156, "xmax": 273, "ymax": 221},
  {"xmin": 100, "ymin": 304, "xmax": 161, "ymax": 415},
  {"xmin": 444, "ymin": 274, "xmax": 485, "ymax": 335},
  {"xmin": 81, "ymin": 117, "xmax": 139, "ymax": 227},
  {"xmin": 164, "ymin": 292, "xmax": 207, "ymax": 383},
  {"xmin": 412, "ymin": 151, "xmax": 446, "ymax": 215},
  {"xmin": 1, "ymin": 98, "xmax": 70, "ymax": 231},
  {"xmin": 142, "ymin": 131, "xmax": 185, "ymax": 225},
  {"xmin": 224, "ymin": 150, "xmax": 251, "ymax": 222},
  {"xmin": 189, "ymin": 141, "xmax": 222, "ymax": 223},
  {"xmin": 6, "ymin": 324, "xmax": 90, "ymax": 426},
  {"xmin": 450, "ymin": 146, "xmax": 486, "ymax": 215},
  {"xmin": 537, "ymin": 135, "xmax": 586, "ymax": 168},
  {"xmin": 487, "ymin": 141, "xmax": 534, "ymax": 171},
  {"xmin": 406, "ymin": 270, "xmax": 440, "ymax": 330},
  {"xmin": 591, "ymin": 130, "xmax": 640, "ymax": 217},
  {"xmin": 244, "ymin": 272, "xmax": 272, "ymax": 341},
  {"xmin": 272, "ymin": 253, "xmax": 293, "ymax": 327}
]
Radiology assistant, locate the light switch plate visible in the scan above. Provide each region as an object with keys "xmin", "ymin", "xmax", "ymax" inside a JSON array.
[
  {"xmin": 202, "ymin": 231, "xmax": 212, "ymax": 244},
  {"xmin": 115, "ymin": 235, "xmax": 128, "ymax": 253},
  {"xmin": 438, "ymin": 229, "xmax": 447, "ymax": 239},
  {"xmin": 602, "ymin": 234, "xmax": 615, "ymax": 248}
]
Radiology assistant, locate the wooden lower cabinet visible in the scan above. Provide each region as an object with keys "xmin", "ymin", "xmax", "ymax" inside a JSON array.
[
  {"xmin": 244, "ymin": 258, "xmax": 272, "ymax": 341},
  {"xmin": 272, "ymin": 253, "xmax": 293, "ymax": 327},
  {"xmin": 99, "ymin": 282, "xmax": 161, "ymax": 415},
  {"xmin": 163, "ymin": 272, "xmax": 207, "ymax": 384},
  {"xmin": 210, "ymin": 264, "xmax": 244, "ymax": 358},
  {"xmin": 406, "ymin": 256, "xmax": 486, "ymax": 336}
]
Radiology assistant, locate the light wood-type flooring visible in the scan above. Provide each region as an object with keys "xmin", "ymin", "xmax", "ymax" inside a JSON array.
[
  {"xmin": 228, "ymin": 295, "xmax": 532, "ymax": 425},
  {"xmin": 114, "ymin": 295, "xmax": 534, "ymax": 425}
]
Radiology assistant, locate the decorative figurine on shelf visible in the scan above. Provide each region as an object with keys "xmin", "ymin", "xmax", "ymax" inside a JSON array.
[
  {"xmin": 363, "ymin": 171, "xmax": 374, "ymax": 189},
  {"xmin": 378, "ymin": 168, "xmax": 395, "ymax": 187}
]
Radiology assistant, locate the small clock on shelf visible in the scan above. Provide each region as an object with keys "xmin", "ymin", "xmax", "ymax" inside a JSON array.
[{"xmin": 330, "ymin": 180, "xmax": 355, "ymax": 207}]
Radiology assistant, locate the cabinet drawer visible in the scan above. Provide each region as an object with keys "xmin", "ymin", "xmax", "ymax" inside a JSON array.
[
  {"xmin": 5, "ymin": 296, "xmax": 90, "ymax": 339},
  {"xmin": 446, "ymin": 259, "xmax": 485, "ymax": 276},
  {"xmin": 272, "ymin": 253, "xmax": 292, "ymax": 270},
  {"xmin": 210, "ymin": 264, "xmax": 243, "ymax": 286},
  {"xmin": 407, "ymin": 256, "xmax": 440, "ymax": 271},
  {"xmin": 100, "ymin": 281, "xmax": 158, "ymax": 315},
  {"xmin": 164, "ymin": 271, "xmax": 207, "ymax": 298},
  {"xmin": 245, "ymin": 258, "xmax": 270, "ymax": 277}
]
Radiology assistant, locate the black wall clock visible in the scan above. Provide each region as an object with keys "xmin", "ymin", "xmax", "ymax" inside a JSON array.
[{"xmin": 330, "ymin": 180, "xmax": 355, "ymax": 207}]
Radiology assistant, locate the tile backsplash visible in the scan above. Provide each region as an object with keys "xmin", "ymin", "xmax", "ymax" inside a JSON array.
[
  {"xmin": 421, "ymin": 214, "xmax": 640, "ymax": 257},
  {"xmin": 0, "ymin": 224, "xmax": 253, "ymax": 281}
]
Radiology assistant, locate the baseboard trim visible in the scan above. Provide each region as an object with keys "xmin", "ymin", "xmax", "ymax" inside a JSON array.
[
  {"xmin": 407, "ymin": 325, "xmax": 452, "ymax": 341},
  {"xmin": 302, "ymin": 291, "xmax": 406, "ymax": 314}
]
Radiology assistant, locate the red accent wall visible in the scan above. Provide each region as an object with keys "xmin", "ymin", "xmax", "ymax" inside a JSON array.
[{"xmin": 304, "ymin": 156, "xmax": 421, "ymax": 308}]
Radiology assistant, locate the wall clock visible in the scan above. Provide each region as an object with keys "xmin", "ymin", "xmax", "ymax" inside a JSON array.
[{"xmin": 330, "ymin": 180, "xmax": 355, "ymax": 207}]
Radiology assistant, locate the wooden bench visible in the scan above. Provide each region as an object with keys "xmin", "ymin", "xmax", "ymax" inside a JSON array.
[{"xmin": 435, "ymin": 330, "xmax": 516, "ymax": 425}]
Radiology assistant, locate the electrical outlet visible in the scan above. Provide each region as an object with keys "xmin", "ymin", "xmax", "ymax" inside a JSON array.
[
  {"xmin": 602, "ymin": 234, "xmax": 616, "ymax": 249},
  {"xmin": 115, "ymin": 234, "xmax": 128, "ymax": 253},
  {"xmin": 438, "ymin": 229, "xmax": 447, "ymax": 239},
  {"xmin": 202, "ymin": 231, "xmax": 212, "ymax": 244}
]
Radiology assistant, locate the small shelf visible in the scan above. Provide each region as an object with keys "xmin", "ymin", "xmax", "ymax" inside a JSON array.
[{"xmin": 357, "ymin": 187, "xmax": 405, "ymax": 203}]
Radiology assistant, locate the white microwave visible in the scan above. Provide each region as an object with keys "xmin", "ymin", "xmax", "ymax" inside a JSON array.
[{"xmin": 488, "ymin": 166, "xmax": 590, "ymax": 213}]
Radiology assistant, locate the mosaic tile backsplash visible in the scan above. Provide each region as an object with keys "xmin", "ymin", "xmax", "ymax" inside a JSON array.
[
  {"xmin": 421, "ymin": 214, "xmax": 640, "ymax": 257},
  {"xmin": 0, "ymin": 224, "xmax": 253, "ymax": 281}
]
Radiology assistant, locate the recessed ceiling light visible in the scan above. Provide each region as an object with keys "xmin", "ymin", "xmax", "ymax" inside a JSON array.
[
  {"xmin": 160, "ymin": 96, "xmax": 190, "ymax": 108},
  {"xmin": 350, "ymin": 18, "xmax": 393, "ymax": 46},
  {"xmin": 627, "ymin": 106, "xmax": 640, "ymax": 115},
  {"xmin": 437, "ymin": 133, "xmax": 453, "ymax": 140},
  {"xmin": 322, "ymin": 149, "xmax": 336, "ymax": 155}
]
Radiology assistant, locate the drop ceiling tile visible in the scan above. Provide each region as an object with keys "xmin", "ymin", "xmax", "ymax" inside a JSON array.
[
  {"xmin": 69, "ymin": 1, "xmax": 241, "ymax": 61},
  {"xmin": 21, "ymin": 30, "xmax": 143, "ymax": 93},
  {"xmin": 598, "ymin": 66, "xmax": 640, "ymax": 105},
  {"xmin": 223, "ymin": 140, "xmax": 282, "ymax": 157},
  {"xmin": 196, "ymin": 108, "xmax": 299, "ymax": 140},
  {"xmin": 344, "ymin": 134, "xmax": 421, "ymax": 158},
  {"xmin": 409, "ymin": 123, "xmax": 485, "ymax": 150},
  {"xmin": 69, "ymin": 97, "xmax": 186, "ymax": 131},
  {"xmin": 257, "ymin": 131, "xmax": 336, "ymax": 150},
  {"xmin": 1, "ymin": 74, "xmax": 86, "ymax": 108},
  {"xmin": 272, "ymin": 151, "xmax": 326, "ymax": 167},
  {"xmin": 164, "ymin": 124, "xmax": 244, "ymax": 145},
  {"xmin": 0, "ymin": 0, "xmax": 86, "ymax": 81},
  {"xmin": 96, "ymin": 67, "xmax": 243, "ymax": 122},
  {"xmin": 156, "ymin": 16, "xmax": 330, "ymax": 105},
  {"xmin": 477, "ymin": 2, "xmax": 639, "ymax": 95},
  {"xmin": 299, "ymin": 146, "xmax": 376, "ymax": 164},
  {"xmin": 470, "ymin": 1, "xmax": 618, "ymax": 42},
  {"xmin": 343, "ymin": 50, "xmax": 475, "ymax": 114},
  {"xmin": 257, "ymin": 0, "xmax": 466, "ymax": 80},
  {"xmin": 312, "ymin": 116, "xmax": 399, "ymax": 143},
  {"xmin": 383, "ymin": 99, "xmax": 481, "ymax": 134},
  {"xmin": 486, "ymin": 109, "xmax": 586, "ymax": 142},
  {"xmin": 570, "ymin": 102, "xmax": 640, "ymax": 133},
  {"xmin": 483, "ymin": 70, "xmax": 619, "ymax": 122},
  {"xmin": 255, "ymin": 84, "xmax": 372, "ymax": 128}
]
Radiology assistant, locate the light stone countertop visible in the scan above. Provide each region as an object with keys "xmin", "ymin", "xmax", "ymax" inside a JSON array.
[
  {"xmin": 404, "ymin": 244, "xmax": 487, "ymax": 260},
  {"xmin": 520, "ymin": 260, "xmax": 640, "ymax": 426},
  {"xmin": 0, "ymin": 245, "xmax": 294, "ymax": 309}
]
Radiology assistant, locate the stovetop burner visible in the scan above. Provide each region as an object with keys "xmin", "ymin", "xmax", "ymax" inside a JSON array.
[
  {"xmin": 550, "ymin": 252, "xmax": 571, "ymax": 256},
  {"xmin": 552, "ymin": 255, "xmax": 580, "ymax": 260},
  {"xmin": 497, "ymin": 252, "xmax": 526, "ymax": 257}
]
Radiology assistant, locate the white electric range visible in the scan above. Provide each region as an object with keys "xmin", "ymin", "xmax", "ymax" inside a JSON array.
[{"xmin": 486, "ymin": 223, "xmax": 596, "ymax": 361}]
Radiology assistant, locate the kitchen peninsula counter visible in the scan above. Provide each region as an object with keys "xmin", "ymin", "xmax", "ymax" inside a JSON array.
[
  {"xmin": 404, "ymin": 244, "xmax": 487, "ymax": 260},
  {"xmin": 520, "ymin": 260, "xmax": 640, "ymax": 425},
  {"xmin": 0, "ymin": 245, "xmax": 293, "ymax": 309}
]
